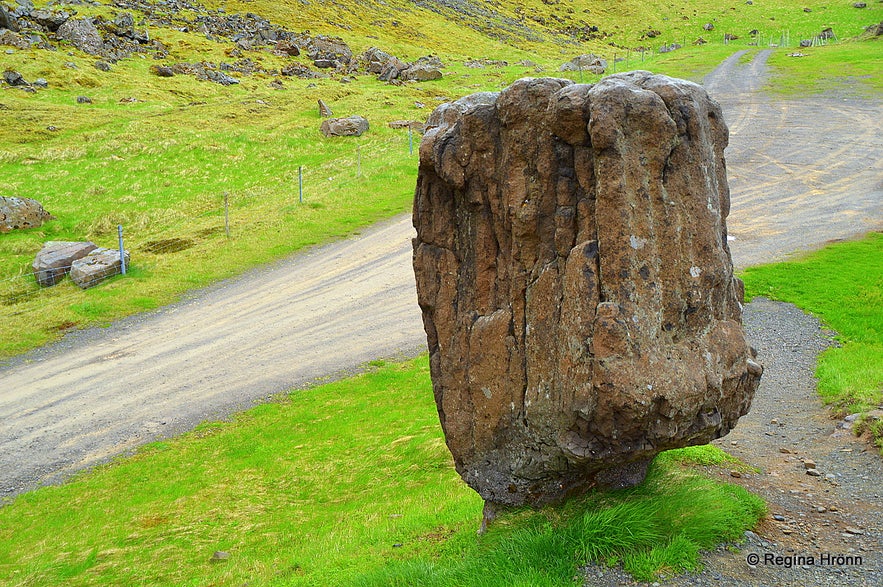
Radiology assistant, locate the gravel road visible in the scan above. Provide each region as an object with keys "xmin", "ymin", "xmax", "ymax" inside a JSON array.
[{"xmin": 1, "ymin": 48, "xmax": 881, "ymax": 516}]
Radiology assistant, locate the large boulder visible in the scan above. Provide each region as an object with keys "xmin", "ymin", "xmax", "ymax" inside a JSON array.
[
  {"xmin": 0, "ymin": 196, "xmax": 54, "ymax": 232},
  {"xmin": 56, "ymin": 18, "xmax": 103, "ymax": 55},
  {"xmin": 412, "ymin": 73, "xmax": 762, "ymax": 508},
  {"xmin": 320, "ymin": 115, "xmax": 369, "ymax": 137},
  {"xmin": 32, "ymin": 241, "xmax": 98, "ymax": 287},
  {"xmin": 70, "ymin": 247, "xmax": 129, "ymax": 289}
]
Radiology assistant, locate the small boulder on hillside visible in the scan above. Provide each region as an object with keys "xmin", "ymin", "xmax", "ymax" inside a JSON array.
[
  {"xmin": 362, "ymin": 46, "xmax": 395, "ymax": 73},
  {"xmin": 30, "ymin": 9, "xmax": 70, "ymax": 32},
  {"xmin": 320, "ymin": 115, "xmax": 369, "ymax": 137},
  {"xmin": 0, "ymin": 196, "xmax": 54, "ymax": 233},
  {"xmin": 318, "ymin": 99, "xmax": 333, "ymax": 118},
  {"xmin": 151, "ymin": 64, "xmax": 174, "ymax": 77},
  {"xmin": 0, "ymin": 30, "xmax": 30, "ymax": 49},
  {"xmin": 32, "ymin": 241, "xmax": 98, "ymax": 287},
  {"xmin": 56, "ymin": 18, "xmax": 104, "ymax": 55},
  {"xmin": 0, "ymin": 4, "xmax": 18, "ymax": 32},
  {"xmin": 559, "ymin": 54, "xmax": 607, "ymax": 75},
  {"xmin": 400, "ymin": 62, "xmax": 443, "ymax": 81},
  {"xmin": 70, "ymin": 247, "xmax": 130, "ymax": 289},
  {"xmin": 2, "ymin": 70, "xmax": 28, "ymax": 86}
]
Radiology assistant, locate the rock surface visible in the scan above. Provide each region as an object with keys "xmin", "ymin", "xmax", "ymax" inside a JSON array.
[
  {"xmin": 559, "ymin": 53, "xmax": 607, "ymax": 74},
  {"xmin": 412, "ymin": 73, "xmax": 762, "ymax": 507},
  {"xmin": 320, "ymin": 115, "xmax": 369, "ymax": 137},
  {"xmin": 0, "ymin": 196, "xmax": 54, "ymax": 233},
  {"xmin": 32, "ymin": 241, "xmax": 99, "ymax": 287},
  {"xmin": 56, "ymin": 18, "xmax": 103, "ymax": 55},
  {"xmin": 70, "ymin": 248, "xmax": 130, "ymax": 289}
]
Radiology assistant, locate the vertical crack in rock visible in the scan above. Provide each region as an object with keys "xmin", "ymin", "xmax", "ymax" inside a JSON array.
[{"xmin": 412, "ymin": 73, "xmax": 762, "ymax": 508}]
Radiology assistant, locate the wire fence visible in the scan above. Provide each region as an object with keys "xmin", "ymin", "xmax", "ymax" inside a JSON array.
[
  {"xmin": 0, "ymin": 27, "xmax": 858, "ymax": 323},
  {"xmin": 0, "ymin": 126, "xmax": 420, "ymax": 315}
]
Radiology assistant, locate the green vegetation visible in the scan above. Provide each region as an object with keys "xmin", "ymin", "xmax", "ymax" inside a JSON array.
[
  {"xmin": 0, "ymin": 356, "xmax": 765, "ymax": 585},
  {"xmin": 1, "ymin": 0, "xmax": 880, "ymax": 358},
  {"xmin": 741, "ymin": 233, "xmax": 883, "ymax": 451}
]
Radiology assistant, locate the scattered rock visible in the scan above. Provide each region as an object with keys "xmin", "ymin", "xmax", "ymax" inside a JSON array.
[
  {"xmin": 659, "ymin": 43, "xmax": 682, "ymax": 53},
  {"xmin": 730, "ymin": 470, "xmax": 742, "ymax": 478},
  {"xmin": 280, "ymin": 63, "xmax": 322, "ymax": 79},
  {"xmin": 32, "ymin": 241, "xmax": 99, "ymax": 287},
  {"xmin": 806, "ymin": 468, "xmax": 822, "ymax": 476},
  {"xmin": 319, "ymin": 115, "xmax": 369, "ymax": 137},
  {"xmin": 94, "ymin": 61, "xmax": 111, "ymax": 71},
  {"xmin": 0, "ymin": 30, "xmax": 29, "ymax": 49},
  {"xmin": 70, "ymin": 247, "xmax": 130, "ymax": 289},
  {"xmin": 400, "ymin": 61, "xmax": 442, "ymax": 81},
  {"xmin": 803, "ymin": 459, "xmax": 817, "ymax": 469},
  {"xmin": 307, "ymin": 35, "xmax": 352, "ymax": 66},
  {"xmin": 0, "ymin": 196, "xmax": 54, "ymax": 233},
  {"xmin": 33, "ymin": 78, "xmax": 46, "ymax": 88},
  {"xmin": 76, "ymin": 95, "xmax": 92, "ymax": 104},
  {"xmin": 865, "ymin": 21, "xmax": 883, "ymax": 36},
  {"xmin": 56, "ymin": 18, "xmax": 104, "ymax": 56},
  {"xmin": 388, "ymin": 120, "xmax": 424, "ymax": 131},
  {"xmin": 209, "ymin": 551, "xmax": 230, "ymax": 562},
  {"xmin": 0, "ymin": 4, "xmax": 19, "ymax": 32},
  {"xmin": 773, "ymin": 514, "xmax": 786, "ymax": 521},
  {"xmin": 378, "ymin": 56, "xmax": 407, "ymax": 82},
  {"xmin": 30, "ymin": 8, "xmax": 70, "ymax": 31},
  {"xmin": 2, "ymin": 70, "xmax": 27, "ymax": 86},
  {"xmin": 853, "ymin": 2, "xmax": 867, "ymax": 8},
  {"xmin": 274, "ymin": 40, "xmax": 299, "ymax": 56},
  {"xmin": 559, "ymin": 53, "xmax": 606, "ymax": 74},
  {"xmin": 151, "ymin": 64, "xmax": 174, "ymax": 77},
  {"xmin": 318, "ymin": 99, "xmax": 333, "ymax": 118},
  {"xmin": 413, "ymin": 74, "xmax": 762, "ymax": 507},
  {"xmin": 724, "ymin": 33, "xmax": 738, "ymax": 41},
  {"xmin": 704, "ymin": 23, "xmax": 715, "ymax": 31},
  {"xmin": 361, "ymin": 46, "xmax": 395, "ymax": 73}
]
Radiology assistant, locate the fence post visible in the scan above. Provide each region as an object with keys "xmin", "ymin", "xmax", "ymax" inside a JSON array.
[
  {"xmin": 408, "ymin": 128, "xmax": 413, "ymax": 155},
  {"xmin": 298, "ymin": 165, "xmax": 304, "ymax": 203},
  {"xmin": 117, "ymin": 224, "xmax": 126, "ymax": 275},
  {"xmin": 224, "ymin": 192, "xmax": 230, "ymax": 239}
]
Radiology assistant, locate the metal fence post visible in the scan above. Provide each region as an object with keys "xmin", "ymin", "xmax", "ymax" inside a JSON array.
[
  {"xmin": 117, "ymin": 224, "xmax": 126, "ymax": 275},
  {"xmin": 224, "ymin": 192, "xmax": 230, "ymax": 239},
  {"xmin": 298, "ymin": 165, "xmax": 304, "ymax": 203}
]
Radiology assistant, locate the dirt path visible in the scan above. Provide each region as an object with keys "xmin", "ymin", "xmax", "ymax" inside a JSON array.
[{"xmin": 1, "ymin": 51, "xmax": 881, "ymax": 507}]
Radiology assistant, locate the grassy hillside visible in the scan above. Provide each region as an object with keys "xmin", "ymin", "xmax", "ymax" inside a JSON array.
[{"xmin": 0, "ymin": 0, "xmax": 880, "ymax": 358}]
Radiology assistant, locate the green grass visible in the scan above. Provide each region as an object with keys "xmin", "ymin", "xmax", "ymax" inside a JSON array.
[
  {"xmin": 1, "ymin": 0, "xmax": 879, "ymax": 359},
  {"xmin": 0, "ymin": 356, "xmax": 765, "ymax": 586},
  {"xmin": 741, "ymin": 233, "xmax": 883, "ymax": 449}
]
